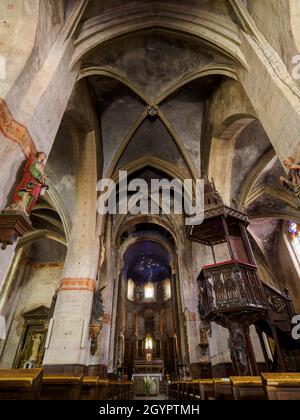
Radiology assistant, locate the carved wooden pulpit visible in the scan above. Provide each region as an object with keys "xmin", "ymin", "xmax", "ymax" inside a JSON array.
[{"xmin": 188, "ymin": 179, "xmax": 268, "ymax": 376}]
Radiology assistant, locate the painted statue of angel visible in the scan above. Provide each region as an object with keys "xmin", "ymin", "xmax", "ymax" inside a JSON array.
[{"xmin": 5, "ymin": 151, "xmax": 48, "ymax": 216}]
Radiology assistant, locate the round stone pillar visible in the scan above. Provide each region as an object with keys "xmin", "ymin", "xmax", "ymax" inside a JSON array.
[{"xmin": 43, "ymin": 131, "xmax": 100, "ymax": 373}]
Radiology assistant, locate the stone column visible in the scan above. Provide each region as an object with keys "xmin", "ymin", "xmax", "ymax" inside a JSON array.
[
  {"xmin": 43, "ymin": 131, "xmax": 99, "ymax": 373},
  {"xmin": 0, "ymin": 4, "xmax": 82, "ymax": 291},
  {"xmin": 237, "ymin": 24, "xmax": 300, "ymax": 161}
]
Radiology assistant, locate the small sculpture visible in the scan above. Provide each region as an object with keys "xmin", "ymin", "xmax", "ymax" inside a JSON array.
[
  {"xmin": 0, "ymin": 153, "xmax": 48, "ymax": 249},
  {"xmin": 280, "ymin": 157, "xmax": 300, "ymax": 207},
  {"xmin": 199, "ymin": 327, "xmax": 209, "ymax": 350},
  {"xmin": 90, "ymin": 285, "xmax": 106, "ymax": 355},
  {"xmin": 147, "ymin": 105, "xmax": 159, "ymax": 121},
  {"xmin": 91, "ymin": 286, "xmax": 106, "ymax": 323},
  {"xmin": 228, "ymin": 326, "xmax": 249, "ymax": 375},
  {"xmin": 5, "ymin": 151, "xmax": 48, "ymax": 217},
  {"xmin": 99, "ymin": 236, "xmax": 106, "ymax": 269},
  {"xmin": 29, "ymin": 333, "xmax": 43, "ymax": 363},
  {"xmin": 117, "ymin": 328, "xmax": 125, "ymax": 368}
]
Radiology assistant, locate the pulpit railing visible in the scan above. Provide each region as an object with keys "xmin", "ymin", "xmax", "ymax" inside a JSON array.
[{"xmin": 198, "ymin": 261, "xmax": 267, "ymax": 319}]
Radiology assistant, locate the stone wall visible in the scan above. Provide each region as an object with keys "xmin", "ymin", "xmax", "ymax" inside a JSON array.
[{"xmin": 276, "ymin": 226, "xmax": 300, "ymax": 313}]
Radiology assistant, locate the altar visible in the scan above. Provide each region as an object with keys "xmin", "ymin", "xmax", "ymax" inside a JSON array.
[{"xmin": 132, "ymin": 374, "xmax": 162, "ymax": 397}]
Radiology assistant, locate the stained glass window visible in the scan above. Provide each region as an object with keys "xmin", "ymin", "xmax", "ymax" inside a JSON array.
[
  {"xmin": 164, "ymin": 279, "xmax": 172, "ymax": 301},
  {"xmin": 144, "ymin": 282, "xmax": 154, "ymax": 299},
  {"xmin": 145, "ymin": 336, "xmax": 153, "ymax": 350},
  {"xmin": 289, "ymin": 221, "xmax": 300, "ymax": 262},
  {"xmin": 127, "ymin": 279, "xmax": 135, "ymax": 301}
]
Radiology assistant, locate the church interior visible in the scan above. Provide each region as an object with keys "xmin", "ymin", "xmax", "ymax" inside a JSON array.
[{"xmin": 0, "ymin": 0, "xmax": 300, "ymax": 401}]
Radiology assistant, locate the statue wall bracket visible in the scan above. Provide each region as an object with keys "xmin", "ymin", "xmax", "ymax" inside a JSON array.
[{"xmin": 0, "ymin": 151, "xmax": 48, "ymax": 250}]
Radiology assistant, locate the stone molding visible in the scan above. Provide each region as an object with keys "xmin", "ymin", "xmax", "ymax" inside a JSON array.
[
  {"xmin": 72, "ymin": 1, "xmax": 246, "ymax": 69},
  {"xmin": 27, "ymin": 262, "xmax": 64, "ymax": 269},
  {"xmin": 59, "ymin": 278, "xmax": 96, "ymax": 292}
]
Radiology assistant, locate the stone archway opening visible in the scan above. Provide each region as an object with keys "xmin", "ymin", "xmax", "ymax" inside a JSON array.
[{"xmin": 113, "ymin": 221, "xmax": 184, "ymax": 398}]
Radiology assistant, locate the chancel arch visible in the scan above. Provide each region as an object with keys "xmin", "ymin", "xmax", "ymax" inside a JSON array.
[{"xmin": 109, "ymin": 222, "xmax": 186, "ymax": 381}]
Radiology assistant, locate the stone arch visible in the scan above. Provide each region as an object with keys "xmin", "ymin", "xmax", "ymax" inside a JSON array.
[
  {"xmin": 107, "ymin": 216, "xmax": 186, "ymax": 373},
  {"xmin": 208, "ymin": 115, "xmax": 256, "ymax": 203},
  {"xmin": 80, "ymin": 70, "xmax": 201, "ymax": 180},
  {"xmin": 97, "ymin": 157, "xmax": 192, "ymax": 237},
  {"xmin": 71, "ymin": 5, "xmax": 247, "ymax": 68}
]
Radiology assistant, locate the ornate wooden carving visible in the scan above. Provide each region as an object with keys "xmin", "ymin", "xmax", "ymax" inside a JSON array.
[
  {"xmin": 189, "ymin": 179, "xmax": 270, "ymax": 375},
  {"xmin": 0, "ymin": 213, "xmax": 33, "ymax": 250},
  {"xmin": 198, "ymin": 261, "xmax": 267, "ymax": 325},
  {"xmin": 191, "ymin": 179, "xmax": 300, "ymax": 374}
]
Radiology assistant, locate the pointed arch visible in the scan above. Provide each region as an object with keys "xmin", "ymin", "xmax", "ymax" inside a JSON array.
[
  {"xmin": 71, "ymin": 4, "xmax": 248, "ymax": 69},
  {"xmin": 78, "ymin": 66, "xmax": 150, "ymax": 104},
  {"xmin": 155, "ymin": 65, "xmax": 239, "ymax": 104}
]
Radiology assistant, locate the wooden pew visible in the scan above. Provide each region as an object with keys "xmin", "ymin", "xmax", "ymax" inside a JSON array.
[
  {"xmin": 41, "ymin": 374, "xmax": 83, "ymax": 400},
  {"xmin": 214, "ymin": 378, "xmax": 233, "ymax": 400},
  {"xmin": 178, "ymin": 381, "xmax": 185, "ymax": 400},
  {"xmin": 261, "ymin": 373, "xmax": 300, "ymax": 400},
  {"xmin": 184, "ymin": 380, "xmax": 202, "ymax": 400},
  {"xmin": 167, "ymin": 382, "xmax": 172, "ymax": 399},
  {"xmin": 98, "ymin": 379, "xmax": 109, "ymax": 400},
  {"xmin": 230, "ymin": 376, "xmax": 266, "ymax": 401},
  {"xmin": 0, "ymin": 369, "xmax": 43, "ymax": 400},
  {"xmin": 123, "ymin": 381, "xmax": 134, "ymax": 400},
  {"xmin": 174, "ymin": 382, "xmax": 180, "ymax": 400},
  {"xmin": 192, "ymin": 380, "xmax": 201, "ymax": 400},
  {"xmin": 168, "ymin": 381, "xmax": 180, "ymax": 400},
  {"xmin": 199, "ymin": 379, "xmax": 215, "ymax": 400},
  {"xmin": 186, "ymin": 380, "xmax": 194, "ymax": 400},
  {"xmin": 81, "ymin": 376, "xmax": 99, "ymax": 400},
  {"xmin": 108, "ymin": 381, "xmax": 122, "ymax": 400}
]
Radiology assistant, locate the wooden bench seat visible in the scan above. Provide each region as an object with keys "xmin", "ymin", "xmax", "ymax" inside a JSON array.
[
  {"xmin": 168, "ymin": 381, "xmax": 180, "ymax": 400},
  {"xmin": 81, "ymin": 376, "xmax": 100, "ymax": 400},
  {"xmin": 199, "ymin": 379, "xmax": 215, "ymax": 400},
  {"xmin": 214, "ymin": 378, "xmax": 233, "ymax": 400},
  {"xmin": 41, "ymin": 374, "xmax": 83, "ymax": 400},
  {"xmin": 261, "ymin": 373, "xmax": 300, "ymax": 401},
  {"xmin": 230, "ymin": 376, "xmax": 266, "ymax": 400},
  {"xmin": 0, "ymin": 368, "xmax": 43, "ymax": 400},
  {"xmin": 98, "ymin": 379, "xmax": 109, "ymax": 400},
  {"xmin": 108, "ymin": 381, "xmax": 122, "ymax": 400}
]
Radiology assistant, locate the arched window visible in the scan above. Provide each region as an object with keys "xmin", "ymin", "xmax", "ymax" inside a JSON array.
[
  {"xmin": 289, "ymin": 221, "xmax": 300, "ymax": 262},
  {"xmin": 163, "ymin": 278, "xmax": 172, "ymax": 301},
  {"xmin": 145, "ymin": 335, "xmax": 153, "ymax": 350},
  {"xmin": 127, "ymin": 279, "xmax": 135, "ymax": 301},
  {"xmin": 144, "ymin": 282, "xmax": 154, "ymax": 300}
]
